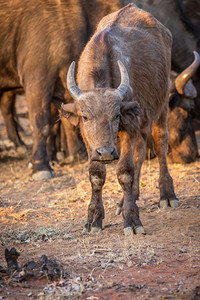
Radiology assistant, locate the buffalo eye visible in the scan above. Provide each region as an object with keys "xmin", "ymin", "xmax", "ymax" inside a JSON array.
[
  {"xmin": 82, "ymin": 115, "xmax": 88, "ymax": 121},
  {"xmin": 115, "ymin": 113, "xmax": 121, "ymax": 120}
]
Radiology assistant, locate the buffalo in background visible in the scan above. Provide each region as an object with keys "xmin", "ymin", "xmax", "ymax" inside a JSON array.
[
  {"xmin": 132, "ymin": 0, "xmax": 200, "ymax": 162},
  {"xmin": 0, "ymin": 0, "xmax": 132, "ymax": 180},
  {"xmin": 148, "ymin": 51, "xmax": 200, "ymax": 163},
  {"xmin": 0, "ymin": 0, "xmax": 86, "ymax": 180},
  {"xmin": 168, "ymin": 51, "xmax": 200, "ymax": 163},
  {"xmin": 133, "ymin": 0, "xmax": 200, "ymax": 124}
]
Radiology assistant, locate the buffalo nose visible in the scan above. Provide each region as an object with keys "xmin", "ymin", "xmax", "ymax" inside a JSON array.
[
  {"xmin": 96, "ymin": 147, "xmax": 118, "ymax": 161},
  {"xmin": 96, "ymin": 147, "xmax": 115, "ymax": 156}
]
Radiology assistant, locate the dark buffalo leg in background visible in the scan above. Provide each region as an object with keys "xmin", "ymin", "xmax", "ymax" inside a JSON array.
[
  {"xmin": 25, "ymin": 79, "xmax": 54, "ymax": 180},
  {"xmin": 0, "ymin": 91, "xmax": 25, "ymax": 148},
  {"xmin": 83, "ymin": 161, "xmax": 106, "ymax": 233},
  {"xmin": 61, "ymin": 117, "xmax": 86, "ymax": 162},
  {"xmin": 152, "ymin": 105, "xmax": 179, "ymax": 208},
  {"xmin": 116, "ymin": 131, "xmax": 145, "ymax": 235},
  {"xmin": 46, "ymin": 103, "xmax": 60, "ymax": 164}
]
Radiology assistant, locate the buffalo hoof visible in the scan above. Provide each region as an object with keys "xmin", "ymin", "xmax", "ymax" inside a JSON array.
[
  {"xmin": 16, "ymin": 145, "xmax": 27, "ymax": 154},
  {"xmin": 134, "ymin": 226, "xmax": 146, "ymax": 235},
  {"xmin": 82, "ymin": 227, "xmax": 88, "ymax": 234},
  {"xmin": 124, "ymin": 226, "xmax": 146, "ymax": 235},
  {"xmin": 116, "ymin": 206, "xmax": 122, "ymax": 215},
  {"xmin": 28, "ymin": 161, "xmax": 33, "ymax": 169},
  {"xmin": 32, "ymin": 170, "xmax": 55, "ymax": 181},
  {"xmin": 83, "ymin": 223, "xmax": 91, "ymax": 234},
  {"xmin": 159, "ymin": 200, "xmax": 169, "ymax": 209},
  {"xmin": 56, "ymin": 151, "xmax": 65, "ymax": 161},
  {"xmin": 83, "ymin": 223, "xmax": 102, "ymax": 234},
  {"xmin": 124, "ymin": 227, "xmax": 133, "ymax": 236},
  {"xmin": 169, "ymin": 199, "xmax": 179, "ymax": 208},
  {"xmin": 91, "ymin": 226, "xmax": 102, "ymax": 233},
  {"xmin": 159, "ymin": 199, "xmax": 179, "ymax": 209}
]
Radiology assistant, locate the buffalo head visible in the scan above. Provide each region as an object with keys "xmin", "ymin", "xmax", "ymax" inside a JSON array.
[
  {"xmin": 170, "ymin": 51, "xmax": 200, "ymax": 111},
  {"xmin": 61, "ymin": 61, "xmax": 142, "ymax": 163}
]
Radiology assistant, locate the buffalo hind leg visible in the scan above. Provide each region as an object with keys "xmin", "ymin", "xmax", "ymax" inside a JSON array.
[
  {"xmin": 117, "ymin": 132, "xmax": 145, "ymax": 235},
  {"xmin": 152, "ymin": 108, "xmax": 179, "ymax": 208},
  {"xmin": 83, "ymin": 161, "xmax": 106, "ymax": 233},
  {"xmin": 116, "ymin": 197, "xmax": 124, "ymax": 215},
  {"xmin": 46, "ymin": 103, "xmax": 60, "ymax": 163},
  {"xmin": 61, "ymin": 117, "xmax": 87, "ymax": 162},
  {"xmin": 0, "ymin": 91, "xmax": 25, "ymax": 148}
]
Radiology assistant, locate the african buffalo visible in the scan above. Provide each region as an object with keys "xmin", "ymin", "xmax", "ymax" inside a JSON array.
[
  {"xmin": 0, "ymin": 0, "xmax": 135, "ymax": 179},
  {"xmin": 62, "ymin": 4, "xmax": 179, "ymax": 235},
  {"xmin": 133, "ymin": 0, "xmax": 200, "ymax": 124},
  {"xmin": 0, "ymin": 0, "xmax": 88, "ymax": 179},
  {"xmin": 148, "ymin": 51, "xmax": 200, "ymax": 163},
  {"xmin": 168, "ymin": 51, "xmax": 200, "ymax": 163}
]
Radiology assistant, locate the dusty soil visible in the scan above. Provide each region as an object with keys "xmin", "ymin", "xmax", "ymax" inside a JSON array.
[{"xmin": 0, "ymin": 99, "xmax": 200, "ymax": 299}]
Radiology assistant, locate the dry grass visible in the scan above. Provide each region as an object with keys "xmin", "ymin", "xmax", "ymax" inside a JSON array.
[{"xmin": 0, "ymin": 111, "xmax": 200, "ymax": 298}]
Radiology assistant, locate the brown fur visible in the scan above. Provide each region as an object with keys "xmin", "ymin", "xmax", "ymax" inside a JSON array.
[
  {"xmin": 64, "ymin": 4, "xmax": 178, "ymax": 234},
  {"xmin": 0, "ymin": 0, "xmax": 129, "ymax": 175}
]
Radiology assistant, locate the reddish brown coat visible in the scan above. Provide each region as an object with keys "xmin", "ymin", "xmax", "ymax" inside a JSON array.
[{"xmin": 63, "ymin": 4, "xmax": 178, "ymax": 235}]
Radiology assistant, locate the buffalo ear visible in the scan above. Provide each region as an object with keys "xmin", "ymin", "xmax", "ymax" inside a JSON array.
[
  {"xmin": 119, "ymin": 101, "xmax": 142, "ymax": 135},
  {"xmin": 60, "ymin": 103, "xmax": 79, "ymax": 126}
]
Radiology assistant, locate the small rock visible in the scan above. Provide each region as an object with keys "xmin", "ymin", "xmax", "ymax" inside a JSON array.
[
  {"xmin": 27, "ymin": 292, "xmax": 32, "ymax": 297},
  {"xmin": 127, "ymin": 261, "xmax": 133, "ymax": 267},
  {"xmin": 179, "ymin": 248, "xmax": 187, "ymax": 253},
  {"xmin": 37, "ymin": 292, "xmax": 44, "ymax": 297},
  {"xmin": 136, "ymin": 284, "xmax": 144, "ymax": 289},
  {"xmin": 175, "ymin": 281, "xmax": 184, "ymax": 286},
  {"xmin": 76, "ymin": 276, "xmax": 82, "ymax": 281},
  {"xmin": 72, "ymin": 283, "xmax": 81, "ymax": 291}
]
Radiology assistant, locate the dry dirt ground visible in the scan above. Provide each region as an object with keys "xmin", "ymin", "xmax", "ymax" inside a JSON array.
[{"xmin": 0, "ymin": 99, "xmax": 200, "ymax": 299}]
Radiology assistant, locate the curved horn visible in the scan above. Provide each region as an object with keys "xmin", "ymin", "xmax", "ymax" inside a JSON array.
[
  {"xmin": 175, "ymin": 51, "xmax": 200, "ymax": 95},
  {"xmin": 67, "ymin": 61, "xmax": 81, "ymax": 100},
  {"xmin": 115, "ymin": 60, "xmax": 130, "ymax": 100}
]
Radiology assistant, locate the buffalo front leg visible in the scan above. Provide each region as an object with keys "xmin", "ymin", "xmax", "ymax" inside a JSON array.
[
  {"xmin": 116, "ymin": 132, "xmax": 147, "ymax": 215},
  {"xmin": 152, "ymin": 108, "xmax": 179, "ymax": 208},
  {"xmin": 25, "ymin": 86, "xmax": 54, "ymax": 180},
  {"xmin": 83, "ymin": 161, "xmax": 106, "ymax": 233},
  {"xmin": 133, "ymin": 132, "xmax": 147, "ymax": 200},
  {"xmin": 117, "ymin": 132, "xmax": 145, "ymax": 235}
]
